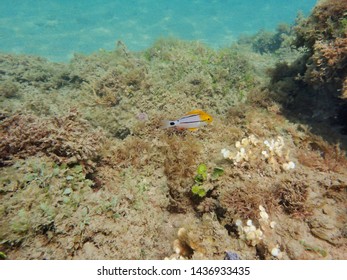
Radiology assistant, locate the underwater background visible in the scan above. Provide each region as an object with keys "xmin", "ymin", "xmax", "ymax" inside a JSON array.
[
  {"xmin": 1, "ymin": 0, "xmax": 316, "ymax": 61},
  {"xmin": 1, "ymin": 0, "xmax": 347, "ymax": 260}
]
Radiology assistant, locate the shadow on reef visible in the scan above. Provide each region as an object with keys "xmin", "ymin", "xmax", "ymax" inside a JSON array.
[{"xmin": 267, "ymin": 0, "xmax": 347, "ymax": 150}]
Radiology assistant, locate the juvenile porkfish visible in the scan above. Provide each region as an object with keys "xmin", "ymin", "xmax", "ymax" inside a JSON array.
[{"xmin": 161, "ymin": 109, "xmax": 213, "ymax": 131}]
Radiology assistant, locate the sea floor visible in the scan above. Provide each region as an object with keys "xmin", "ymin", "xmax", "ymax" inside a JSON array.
[{"xmin": 0, "ymin": 35, "xmax": 346, "ymax": 259}]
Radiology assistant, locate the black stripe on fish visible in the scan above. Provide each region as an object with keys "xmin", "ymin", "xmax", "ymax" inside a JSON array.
[
  {"xmin": 180, "ymin": 114, "xmax": 199, "ymax": 120},
  {"xmin": 179, "ymin": 120, "xmax": 204, "ymax": 124}
]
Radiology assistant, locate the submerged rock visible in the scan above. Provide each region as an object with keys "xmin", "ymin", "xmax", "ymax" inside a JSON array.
[{"xmin": 224, "ymin": 251, "xmax": 241, "ymax": 260}]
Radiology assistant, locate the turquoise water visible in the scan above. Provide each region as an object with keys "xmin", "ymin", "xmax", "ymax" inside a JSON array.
[{"xmin": 0, "ymin": 0, "xmax": 317, "ymax": 61}]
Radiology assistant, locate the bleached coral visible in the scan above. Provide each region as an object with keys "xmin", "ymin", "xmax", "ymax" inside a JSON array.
[
  {"xmin": 235, "ymin": 206, "xmax": 283, "ymax": 258},
  {"xmin": 259, "ymin": 205, "xmax": 269, "ymax": 223},
  {"xmin": 221, "ymin": 134, "xmax": 296, "ymax": 171},
  {"xmin": 168, "ymin": 227, "xmax": 205, "ymax": 260},
  {"xmin": 282, "ymin": 161, "xmax": 296, "ymax": 171},
  {"xmin": 261, "ymin": 136, "xmax": 285, "ymax": 166},
  {"xmin": 235, "ymin": 219, "xmax": 263, "ymax": 246},
  {"xmin": 221, "ymin": 134, "xmax": 259, "ymax": 166},
  {"xmin": 258, "ymin": 205, "xmax": 276, "ymax": 230},
  {"xmin": 270, "ymin": 221, "xmax": 276, "ymax": 229},
  {"xmin": 221, "ymin": 148, "xmax": 231, "ymax": 159},
  {"xmin": 263, "ymin": 136, "xmax": 285, "ymax": 157},
  {"xmin": 258, "ymin": 205, "xmax": 283, "ymax": 259},
  {"xmin": 270, "ymin": 245, "xmax": 282, "ymax": 258}
]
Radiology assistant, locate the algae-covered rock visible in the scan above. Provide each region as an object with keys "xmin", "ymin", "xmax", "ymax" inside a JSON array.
[
  {"xmin": 0, "ymin": 111, "xmax": 105, "ymax": 172},
  {"xmin": 268, "ymin": 0, "xmax": 347, "ymax": 136},
  {"xmin": 0, "ymin": 1, "xmax": 346, "ymax": 260},
  {"xmin": 0, "ymin": 157, "xmax": 94, "ymax": 249},
  {"xmin": 0, "ymin": 80, "xmax": 19, "ymax": 98}
]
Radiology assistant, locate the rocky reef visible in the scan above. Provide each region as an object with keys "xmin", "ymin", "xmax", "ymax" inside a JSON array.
[
  {"xmin": 0, "ymin": 0, "xmax": 346, "ymax": 260},
  {"xmin": 268, "ymin": 0, "xmax": 347, "ymax": 135}
]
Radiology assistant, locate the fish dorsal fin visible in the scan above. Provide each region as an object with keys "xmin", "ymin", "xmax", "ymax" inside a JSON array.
[{"xmin": 185, "ymin": 109, "xmax": 204, "ymax": 115}]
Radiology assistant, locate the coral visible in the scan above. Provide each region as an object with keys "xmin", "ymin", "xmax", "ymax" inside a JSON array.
[
  {"xmin": 166, "ymin": 214, "xmax": 233, "ymax": 260},
  {"xmin": 233, "ymin": 206, "xmax": 283, "ymax": 259},
  {"xmin": 0, "ymin": 110, "xmax": 104, "ymax": 172},
  {"xmin": 221, "ymin": 134, "xmax": 295, "ymax": 172},
  {"xmin": 235, "ymin": 219, "xmax": 264, "ymax": 246}
]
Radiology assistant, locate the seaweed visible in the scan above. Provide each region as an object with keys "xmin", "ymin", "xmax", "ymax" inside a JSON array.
[
  {"xmin": 299, "ymin": 240, "xmax": 327, "ymax": 257},
  {"xmin": 245, "ymin": 24, "xmax": 292, "ymax": 54},
  {"xmin": 267, "ymin": 0, "xmax": 347, "ymax": 137},
  {"xmin": 0, "ymin": 80, "xmax": 19, "ymax": 98},
  {"xmin": 219, "ymin": 182, "xmax": 276, "ymax": 222},
  {"xmin": 274, "ymin": 180, "xmax": 311, "ymax": 218},
  {"xmin": 0, "ymin": 2, "xmax": 346, "ymax": 259},
  {"xmin": 191, "ymin": 164, "xmax": 224, "ymax": 198},
  {"xmin": 104, "ymin": 136, "xmax": 151, "ymax": 169},
  {"xmin": 296, "ymin": 133, "xmax": 347, "ymax": 173},
  {"xmin": 0, "ymin": 157, "xmax": 94, "ymax": 247},
  {"xmin": 160, "ymin": 134, "xmax": 202, "ymax": 212},
  {"xmin": 0, "ymin": 53, "xmax": 81, "ymax": 90},
  {"xmin": 291, "ymin": 0, "xmax": 346, "ymax": 95},
  {"xmin": 0, "ymin": 110, "xmax": 104, "ymax": 173}
]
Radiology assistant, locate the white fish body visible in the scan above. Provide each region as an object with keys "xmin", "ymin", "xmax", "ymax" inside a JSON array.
[{"xmin": 161, "ymin": 112, "xmax": 208, "ymax": 130}]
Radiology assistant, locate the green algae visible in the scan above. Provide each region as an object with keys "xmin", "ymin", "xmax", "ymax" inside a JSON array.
[
  {"xmin": 192, "ymin": 164, "xmax": 224, "ymax": 198},
  {"xmin": 0, "ymin": 251, "xmax": 7, "ymax": 260},
  {"xmin": 300, "ymin": 240, "xmax": 328, "ymax": 258},
  {"xmin": 195, "ymin": 163, "xmax": 208, "ymax": 182},
  {"xmin": 0, "ymin": 80, "xmax": 19, "ymax": 98},
  {"xmin": 0, "ymin": 157, "xmax": 94, "ymax": 246},
  {"xmin": 211, "ymin": 167, "xmax": 224, "ymax": 180},
  {"xmin": 191, "ymin": 185, "xmax": 207, "ymax": 198}
]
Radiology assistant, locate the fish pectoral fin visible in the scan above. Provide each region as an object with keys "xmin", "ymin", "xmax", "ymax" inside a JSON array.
[{"xmin": 188, "ymin": 127, "xmax": 199, "ymax": 131}]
